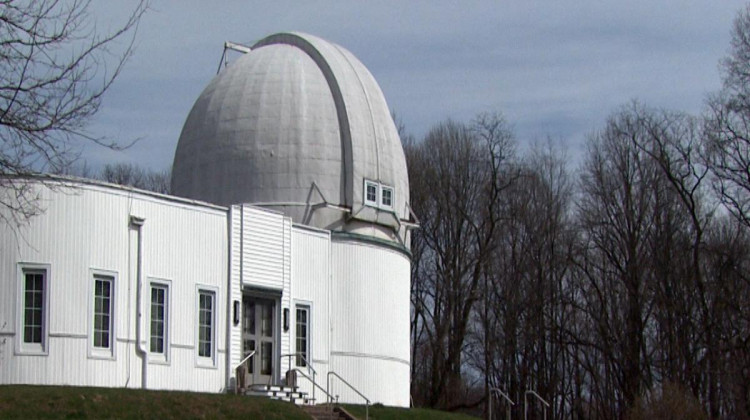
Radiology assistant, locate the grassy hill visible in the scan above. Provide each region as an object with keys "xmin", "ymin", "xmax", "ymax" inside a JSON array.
[
  {"xmin": 0, "ymin": 385, "xmax": 308, "ymax": 419},
  {"xmin": 0, "ymin": 386, "xmax": 479, "ymax": 419},
  {"xmin": 344, "ymin": 404, "xmax": 479, "ymax": 420}
]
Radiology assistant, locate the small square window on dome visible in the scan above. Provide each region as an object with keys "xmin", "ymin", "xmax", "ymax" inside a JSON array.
[
  {"xmin": 381, "ymin": 186, "xmax": 394, "ymax": 209},
  {"xmin": 364, "ymin": 180, "xmax": 378, "ymax": 207}
]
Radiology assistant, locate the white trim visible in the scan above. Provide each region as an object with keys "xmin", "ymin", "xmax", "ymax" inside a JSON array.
[
  {"xmin": 88, "ymin": 268, "xmax": 117, "ymax": 360},
  {"xmin": 364, "ymin": 179, "xmax": 379, "ymax": 207},
  {"xmin": 330, "ymin": 351, "xmax": 410, "ymax": 366},
  {"xmin": 363, "ymin": 179, "xmax": 396, "ymax": 211},
  {"xmin": 380, "ymin": 185, "xmax": 394, "ymax": 210},
  {"xmin": 293, "ymin": 299, "xmax": 313, "ymax": 368},
  {"xmin": 195, "ymin": 285, "xmax": 219, "ymax": 369},
  {"xmin": 13, "ymin": 174, "xmax": 228, "ymax": 213},
  {"xmin": 15, "ymin": 262, "xmax": 51, "ymax": 356},
  {"xmin": 148, "ymin": 278, "xmax": 172, "ymax": 365}
]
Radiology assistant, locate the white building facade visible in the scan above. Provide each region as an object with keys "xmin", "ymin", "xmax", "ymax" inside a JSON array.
[{"xmin": 0, "ymin": 32, "xmax": 414, "ymax": 407}]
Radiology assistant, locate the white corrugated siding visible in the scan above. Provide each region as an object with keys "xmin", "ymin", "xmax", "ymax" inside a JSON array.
[
  {"xmin": 291, "ymin": 226, "xmax": 331, "ymax": 398},
  {"xmin": 240, "ymin": 206, "xmax": 286, "ymax": 290},
  {"xmin": 227, "ymin": 205, "xmax": 243, "ymax": 388},
  {"xmin": 329, "ymin": 238, "xmax": 411, "ymax": 407},
  {"xmin": 0, "ymin": 181, "xmax": 228, "ymax": 393},
  {"xmin": 238, "ymin": 205, "xmax": 292, "ymax": 384},
  {"xmin": 280, "ymin": 217, "xmax": 292, "ymax": 376}
]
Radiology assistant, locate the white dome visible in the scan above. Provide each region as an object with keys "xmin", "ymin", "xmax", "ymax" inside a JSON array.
[{"xmin": 171, "ymin": 32, "xmax": 409, "ymax": 241}]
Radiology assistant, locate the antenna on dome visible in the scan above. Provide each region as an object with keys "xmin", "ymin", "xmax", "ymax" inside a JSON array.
[{"xmin": 217, "ymin": 41, "xmax": 252, "ymax": 74}]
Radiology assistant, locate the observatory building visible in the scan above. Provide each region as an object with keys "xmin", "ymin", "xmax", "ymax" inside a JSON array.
[{"xmin": 0, "ymin": 32, "xmax": 414, "ymax": 407}]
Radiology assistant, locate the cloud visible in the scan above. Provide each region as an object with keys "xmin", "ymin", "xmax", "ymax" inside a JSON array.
[{"xmin": 83, "ymin": 1, "xmax": 748, "ymax": 171}]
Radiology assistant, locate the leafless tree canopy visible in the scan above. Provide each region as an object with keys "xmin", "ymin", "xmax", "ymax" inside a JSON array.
[
  {"xmin": 99, "ymin": 162, "xmax": 170, "ymax": 194},
  {"xmin": 409, "ymin": 107, "xmax": 750, "ymax": 419},
  {"xmin": 706, "ymin": 5, "xmax": 750, "ymax": 230},
  {"xmin": 408, "ymin": 8, "xmax": 750, "ymax": 415},
  {"xmin": 0, "ymin": 0, "xmax": 146, "ymax": 225}
]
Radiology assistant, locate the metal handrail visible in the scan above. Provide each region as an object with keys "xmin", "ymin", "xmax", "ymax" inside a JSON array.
[
  {"xmin": 233, "ymin": 350, "xmax": 255, "ymax": 394},
  {"xmin": 281, "ymin": 352, "xmax": 316, "ymax": 401},
  {"xmin": 234, "ymin": 350, "xmax": 256, "ymax": 371},
  {"xmin": 293, "ymin": 368, "xmax": 334, "ymax": 406},
  {"xmin": 489, "ymin": 387, "xmax": 514, "ymax": 420},
  {"xmin": 524, "ymin": 390, "xmax": 550, "ymax": 420},
  {"xmin": 280, "ymin": 352, "xmax": 317, "ymax": 375},
  {"xmin": 327, "ymin": 371, "xmax": 370, "ymax": 420}
]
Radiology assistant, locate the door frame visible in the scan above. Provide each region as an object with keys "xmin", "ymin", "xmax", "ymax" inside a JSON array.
[{"xmin": 242, "ymin": 287, "xmax": 281, "ymax": 386}]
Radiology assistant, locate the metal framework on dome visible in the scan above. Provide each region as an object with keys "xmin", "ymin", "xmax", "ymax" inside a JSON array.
[{"xmin": 216, "ymin": 41, "xmax": 252, "ymax": 74}]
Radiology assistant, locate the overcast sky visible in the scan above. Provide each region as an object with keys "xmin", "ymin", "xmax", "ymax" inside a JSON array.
[{"xmin": 84, "ymin": 1, "xmax": 749, "ymax": 171}]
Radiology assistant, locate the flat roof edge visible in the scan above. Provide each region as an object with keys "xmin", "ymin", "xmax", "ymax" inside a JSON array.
[{"xmin": 3, "ymin": 174, "xmax": 228, "ymax": 212}]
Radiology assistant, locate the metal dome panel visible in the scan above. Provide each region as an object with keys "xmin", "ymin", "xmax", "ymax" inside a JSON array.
[{"xmin": 172, "ymin": 32, "xmax": 409, "ymax": 241}]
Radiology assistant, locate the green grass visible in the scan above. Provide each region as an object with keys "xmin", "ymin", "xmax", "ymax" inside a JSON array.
[
  {"xmin": 0, "ymin": 386, "xmax": 479, "ymax": 419},
  {"xmin": 343, "ymin": 404, "xmax": 479, "ymax": 420},
  {"xmin": 0, "ymin": 385, "xmax": 311, "ymax": 419}
]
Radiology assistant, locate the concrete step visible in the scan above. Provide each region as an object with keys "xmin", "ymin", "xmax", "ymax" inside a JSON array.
[
  {"xmin": 249, "ymin": 384, "xmax": 299, "ymax": 393},
  {"xmin": 243, "ymin": 384, "xmax": 315, "ymax": 405},
  {"xmin": 243, "ymin": 384, "xmax": 313, "ymax": 405},
  {"xmin": 245, "ymin": 389, "xmax": 307, "ymax": 399}
]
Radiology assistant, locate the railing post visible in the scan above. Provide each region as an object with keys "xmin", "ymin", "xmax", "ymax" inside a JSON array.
[
  {"xmin": 327, "ymin": 371, "xmax": 370, "ymax": 420},
  {"xmin": 489, "ymin": 388, "xmax": 513, "ymax": 420},
  {"xmin": 524, "ymin": 390, "xmax": 550, "ymax": 420},
  {"xmin": 489, "ymin": 390, "xmax": 493, "ymax": 420},
  {"xmin": 233, "ymin": 350, "xmax": 255, "ymax": 394},
  {"xmin": 524, "ymin": 392, "xmax": 528, "ymax": 420}
]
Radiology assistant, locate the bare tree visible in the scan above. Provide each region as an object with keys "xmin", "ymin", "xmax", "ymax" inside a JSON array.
[
  {"xmin": 100, "ymin": 163, "xmax": 170, "ymax": 194},
  {"xmin": 574, "ymin": 107, "xmax": 664, "ymax": 417},
  {"xmin": 624, "ymin": 103, "xmax": 725, "ymax": 416},
  {"xmin": 469, "ymin": 139, "xmax": 575, "ymax": 420},
  {"xmin": 0, "ymin": 0, "xmax": 147, "ymax": 225},
  {"xmin": 408, "ymin": 113, "xmax": 517, "ymax": 409},
  {"xmin": 706, "ymin": 5, "xmax": 750, "ymax": 230}
]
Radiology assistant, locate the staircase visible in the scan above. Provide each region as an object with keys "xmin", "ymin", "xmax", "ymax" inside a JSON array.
[
  {"xmin": 241, "ymin": 385, "xmax": 356, "ymax": 419},
  {"xmin": 243, "ymin": 384, "xmax": 315, "ymax": 405},
  {"xmin": 301, "ymin": 405, "xmax": 356, "ymax": 420}
]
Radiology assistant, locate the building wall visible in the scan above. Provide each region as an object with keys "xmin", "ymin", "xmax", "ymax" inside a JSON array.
[
  {"xmin": 227, "ymin": 205, "xmax": 292, "ymax": 387},
  {"xmin": 291, "ymin": 225, "xmax": 331, "ymax": 401},
  {"xmin": 0, "ymin": 180, "xmax": 411, "ymax": 406},
  {"xmin": 329, "ymin": 237, "xmax": 411, "ymax": 407},
  {"xmin": 227, "ymin": 205, "xmax": 243, "ymax": 387},
  {"xmin": 0, "ymin": 181, "xmax": 228, "ymax": 392}
]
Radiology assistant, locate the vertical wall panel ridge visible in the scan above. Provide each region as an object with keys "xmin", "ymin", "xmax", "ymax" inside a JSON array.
[{"xmin": 0, "ymin": 182, "xmax": 228, "ymax": 393}]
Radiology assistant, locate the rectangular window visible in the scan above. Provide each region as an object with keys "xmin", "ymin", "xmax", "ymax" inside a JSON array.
[
  {"xmin": 364, "ymin": 180, "xmax": 378, "ymax": 206},
  {"xmin": 23, "ymin": 271, "xmax": 44, "ymax": 344},
  {"xmin": 261, "ymin": 342, "xmax": 272, "ymax": 374},
  {"xmin": 19, "ymin": 267, "xmax": 48, "ymax": 354},
  {"xmin": 198, "ymin": 290, "xmax": 215, "ymax": 360},
  {"xmin": 381, "ymin": 186, "xmax": 394, "ymax": 209},
  {"xmin": 295, "ymin": 305, "xmax": 310, "ymax": 367},
  {"xmin": 93, "ymin": 275, "xmax": 113, "ymax": 350},
  {"xmin": 150, "ymin": 284, "xmax": 168, "ymax": 356}
]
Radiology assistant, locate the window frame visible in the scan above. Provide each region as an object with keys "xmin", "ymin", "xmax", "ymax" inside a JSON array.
[
  {"xmin": 195, "ymin": 285, "xmax": 218, "ymax": 369},
  {"xmin": 15, "ymin": 263, "xmax": 50, "ymax": 356},
  {"xmin": 294, "ymin": 301, "xmax": 312, "ymax": 368},
  {"xmin": 380, "ymin": 185, "xmax": 394, "ymax": 210},
  {"xmin": 148, "ymin": 278, "xmax": 171, "ymax": 365},
  {"xmin": 88, "ymin": 269, "xmax": 117, "ymax": 360},
  {"xmin": 363, "ymin": 179, "xmax": 396, "ymax": 211},
  {"xmin": 364, "ymin": 179, "xmax": 379, "ymax": 207}
]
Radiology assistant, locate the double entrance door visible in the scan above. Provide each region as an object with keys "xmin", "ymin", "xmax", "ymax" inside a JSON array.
[{"xmin": 242, "ymin": 296, "xmax": 276, "ymax": 385}]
